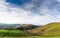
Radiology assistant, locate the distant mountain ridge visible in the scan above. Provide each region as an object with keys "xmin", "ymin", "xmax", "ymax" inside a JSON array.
[
  {"xmin": 15, "ymin": 24, "xmax": 39, "ymax": 30},
  {"xmin": 0, "ymin": 23, "xmax": 21, "ymax": 29},
  {"xmin": 0, "ymin": 23, "xmax": 39, "ymax": 30}
]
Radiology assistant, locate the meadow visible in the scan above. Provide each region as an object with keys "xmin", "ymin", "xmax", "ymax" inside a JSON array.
[
  {"xmin": 0, "ymin": 30, "xmax": 60, "ymax": 38},
  {"xmin": 0, "ymin": 30, "xmax": 29, "ymax": 37},
  {"xmin": 0, "ymin": 22, "xmax": 60, "ymax": 38}
]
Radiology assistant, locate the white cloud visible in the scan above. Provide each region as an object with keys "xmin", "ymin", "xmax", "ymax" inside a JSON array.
[
  {"xmin": 0, "ymin": 0, "xmax": 60, "ymax": 25},
  {"xmin": 57, "ymin": 0, "xmax": 60, "ymax": 2}
]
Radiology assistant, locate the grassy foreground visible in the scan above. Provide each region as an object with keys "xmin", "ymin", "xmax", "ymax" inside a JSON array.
[
  {"xmin": 0, "ymin": 30, "xmax": 60, "ymax": 38},
  {"xmin": 0, "ymin": 30, "xmax": 55, "ymax": 38},
  {"xmin": 0, "ymin": 36, "xmax": 60, "ymax": 38},
  {"xmin": 0, "ymin": 30, "xmax": 29, "ymax": 37}
]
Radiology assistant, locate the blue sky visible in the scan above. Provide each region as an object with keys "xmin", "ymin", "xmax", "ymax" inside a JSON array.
[
  {"xmin": 6, "ymin": 0, "xmax": 31, "ymax": 6},
  {"xmin": 0, "ymin": 0, "xmax": 60, "ymax": 25}
]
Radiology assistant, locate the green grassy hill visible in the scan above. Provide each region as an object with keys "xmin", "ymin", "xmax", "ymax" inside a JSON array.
[
  {"xmin": 0, "ymin": 30, "xmax": 31, "ymax": 37},
  {"xmin": 27, "ymin": 22, "xmax": 60, "ymax": 37}
]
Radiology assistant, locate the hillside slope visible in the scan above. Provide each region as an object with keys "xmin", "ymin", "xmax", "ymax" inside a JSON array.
[
  {"xmin": 0, "ymin": 30, "xmax": 32, "ymax": 37},
  {"xmin": 27, "ymin": 22, "xmax": 60, "ymax": 37}
]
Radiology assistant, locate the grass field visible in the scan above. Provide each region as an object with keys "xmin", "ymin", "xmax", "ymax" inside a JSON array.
[
  {"xmin": 1, "ymin": 30, "xmax": 60, "ymax": 38},
  {"xmin": 1, "ymin": 37, "xmax": 60, "ymax": 38},
  {"xmin": 0, "ymin": 29, "xmax": 60, "ymax": 38},
  {"xmin": 0, "ymin": 30, "xmax": 30, "ymax": 37}
]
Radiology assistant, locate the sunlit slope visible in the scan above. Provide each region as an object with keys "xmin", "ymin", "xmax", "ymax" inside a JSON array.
[{"xmin": 28, "ymin": 22, "xmax": 60, "ymax": 37}]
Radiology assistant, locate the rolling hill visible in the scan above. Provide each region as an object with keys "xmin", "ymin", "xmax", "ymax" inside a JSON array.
[{"xmin": 27, "ymin": 22, "xmax": 60, "ymax": 37}]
